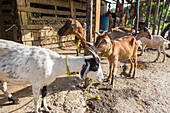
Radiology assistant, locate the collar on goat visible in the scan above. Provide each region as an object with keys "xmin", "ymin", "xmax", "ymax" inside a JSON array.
[
  {"xmin": 98, "ymin": 43, "xmax": 112, "ymax": 57},
  {"xmin": 66, "ymin": 56, "xmax": 79, "ymax": 76}
]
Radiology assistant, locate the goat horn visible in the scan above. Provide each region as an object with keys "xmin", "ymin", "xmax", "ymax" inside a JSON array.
[
  {"xmin": 86, "ymin": 46, "xmax": 98, "ymax": 58},
  {"xmin": 95, "ymin": 32, "xmax": 101, "ymax": 36}
]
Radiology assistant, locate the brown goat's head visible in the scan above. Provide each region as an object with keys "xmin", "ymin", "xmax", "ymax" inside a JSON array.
[
  {"xmin": 92, "ymin": 32, "xmax": 111, "ymax": 53},
  {"xmin": 136, "ymin": 27, "xmax": 151, "ymax": 40},
  {"xmin": 58, "ymin": 19, "xmax": 85, "ymax": 37}
]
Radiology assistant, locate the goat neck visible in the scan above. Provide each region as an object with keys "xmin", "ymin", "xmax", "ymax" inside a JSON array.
[{"xmin": 52, "ymin": 55, "xmax": 87, "ymax": 75}]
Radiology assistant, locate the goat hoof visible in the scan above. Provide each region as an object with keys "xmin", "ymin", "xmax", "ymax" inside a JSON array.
[
  {"xmin": 47, "ymin": 106, "xmax": 52, "ymax": 110},
  {"xmin": 106, "ymin": 78, "xmax": 111, "ymax": 82},
  {"xmin": 110, "ymin": 85, "xmax": 114, "ymax": 89},
  {"xmin": 8, "ymin": 96, "xmax": 20, "ymax": 104}
]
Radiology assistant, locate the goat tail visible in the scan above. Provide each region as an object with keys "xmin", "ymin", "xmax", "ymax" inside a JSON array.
[{"xmin": 164, "ymin": 40, "xmax": 170, "ymax": 45}]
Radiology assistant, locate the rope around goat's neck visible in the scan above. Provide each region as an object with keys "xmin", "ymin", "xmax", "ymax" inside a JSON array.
[
  {"xmin": 66, "ymin": 56, "xmax": 79, "ymax": 76},
  {"xmin": 84, "ymin": 79, "xmax": 101, "ymax": 100},
  {"xmin": 98, "ymin": 43, "xmax": 112, "ymax": 58}
]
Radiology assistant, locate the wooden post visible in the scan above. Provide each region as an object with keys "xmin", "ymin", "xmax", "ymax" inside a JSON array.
[
  {"xmin": 69, "ymin": 0, "xmax": 74, "ymax": 18},
  {"xmin": 145, "ymin": 0, "xmax": 153, "ymax": 28},
  {"xmin": 139, "ymin": 2, "xmax": 147, "ymax": 22},
  {"xmin": 161, "ymin": 4, "xmax": 169, "ymax": 33},
  {"xmin": 94, "ymin": 0, "xmax": 100, "ymax": 42},
  {"xmin": 157, "ymin": 0, "xmax": 165, "ymax": 35},
  {"xmin": 135, "ymin": 0, "xmax": 140, "ymax": 34},
  {"xmin": 0, "ymin": 0, "xmax": 3, "ymax": 39},
  {"xmin": 11, "ymin": 0, "xmax": 18, "ymax": 42},
  {"xmin": 85, "ymin": 0, "xmax": 93, "ymax": 88},
  {"xmin": 152, "ymin": 0, "xmax": 160, "ymax": 35},
  {"xmin": 86, "ymin": 0, "xmax": 93, "ymax": 43}
]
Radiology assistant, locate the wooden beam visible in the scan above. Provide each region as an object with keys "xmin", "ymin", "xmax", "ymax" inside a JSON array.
[
  {"xmin": 86, "ymin": 0, "xmax": 93, "ymax": 43},
  {"xmin": 69, "ymin": 0, "xmax": 74, "ymax": 18},
  {"xmin": 94, "ymin": 0, "xmax": 100, "ymax": 42},
  {"xmin": 135, "ymin": 0, "xmax": 140, "ymax": 34},
  {"xmin": 0, "ymin": 0, "xmax": 3, "ymax": 39},
  {"xmin": 157, "ymin": 0, "xmax": 165, "ymax": 35},
  {"xmin": 145, "ymin": 0, "xmax": 152, "ymax": 27},
  {"xmin": 161, "ymin": 4, "xmax": 169, "ymax": 33},
  {"xmin": 85, "ymin": 0, "xmax": 93, "ymax": 88},
  {"xmin": 152, "ymin": 0, "xmax": 160, "ymax": 35}
]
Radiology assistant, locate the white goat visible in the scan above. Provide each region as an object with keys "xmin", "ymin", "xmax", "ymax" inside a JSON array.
[
  {"xmin": 0, "ymin": 39, "xmax": 104, "ymax": 113},
  {"xmin": 136, "ymin": 29, "xmax": 170, "ymax": 62}
]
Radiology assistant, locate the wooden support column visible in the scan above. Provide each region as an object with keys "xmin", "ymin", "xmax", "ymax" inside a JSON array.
[
  {"xmin": 11, "ymin": 0, "xmax": 18, "ymax": 42},
  {"xmin": 157, "ymin": 0, "xmax": 165, "ymax": 35},
  {"xmin": 86, "ymin": 0, "xmax": 93, "ymax": 43},
  {"xmin": 94, "ymin": 0, "xmax": 100, "ymax": 42},
  {"xmin": 0, "ymin": 0, "xmax": 3, "ymax": 39},
  {"xmin": 152, "ymin": 0, "xmax": 160, "ymax": 35},
  {"xmin": 145, "ymin": 0, "xmax": 152, "ymax": 28},
  {"xmin": 161, "ymin": 4, "xmax": 169, "ymax": 33},
  {"xmin": 69, "ymin": 0, "xmax": 75, "ymax": 18},
  {"xmin": 135, "ymin": 0, "xmax": 140, "ymax": 34},
  {"xmin": 85, "ymin": 0, "xmax": 93, "ymax": 88}
]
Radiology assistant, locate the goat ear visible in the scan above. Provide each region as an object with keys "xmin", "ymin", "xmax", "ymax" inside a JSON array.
[
  {"xmin": 144, "ymin": 27, "xmax": 149, "ymax": 32},
  {"xmin": 104, "ymin": 38, "xmax": 111, "ymax": 43},
  {"xmin": 81, "ymin": 62, "xmax": 90, "ymax": 79},
  {"xmin": 71, "ymin": 24, "xmax": 77, "ymax": 29}
]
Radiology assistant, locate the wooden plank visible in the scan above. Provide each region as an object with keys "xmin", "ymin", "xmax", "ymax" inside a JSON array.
[
  {"xmin": 74, "ymin": 1, "xmax": 86, "ymax": 10},
  {"xmin": 30, "ymin": 17, "xmax": 67, "ymax": 21},
  {"xmin": 57, "ymin": 11, "xmax": 71, "ymax": 15},
  {"xmin": 2, "ymin": 4, "xmax": 11, "ymax": 10},
  {"xmin": 28, "ymin": 0, "xmax": 56, "ymax": 6},
  {"xmin": 17, "ymin": 0, "xmax": 26, "ymax": 6},
  {"xmin": 21, "ymin": 12, "xmax": 28, "ymax": 25},
  {"xmin": 94, "ymin": 0, "xmax": 100, "ymax": 42},
  {"xmin": 76, "ymin": 12, "xmax": 86, "ymax": 16},
  {"xmin": 21, "ymin": 24, "xmax": 62, "ymax": 30},
  {"xmin": 18, "ymin": 6, "xmax": 71, "ymax": 16},
  {"xmin": 152, "ymin": 0, "xmax": 160, "ymax": 35},
  {"xmin": 18, "ymin": 6, "xmax": 56, "ymax": 14}
]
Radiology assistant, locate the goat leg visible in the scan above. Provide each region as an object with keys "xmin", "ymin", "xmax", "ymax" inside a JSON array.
[
  {"xmin": 32, "ymin": 85, "xmax": 41, "ymax": 113},
  {"xmin": 107, "ymin": 61, "xmax": 113, "ymax": 82},
  {"xmin": 140, "ymin": 44, "xmax": 146, "ymax": 56},
  {"xmin": 0, "ymin": 81, "xmax": 19, "ymax": 104},
  {"xmin": 129, "ymin": 58, "xmax": 134, "ymax": 76},
  {"xmin": 110, "ymin": 60, "xmax": 117, "ymax": 89},
  {"xmin": 133, "ymin": 55, "xmax": 137, "ymax": 78},
  {"xmin": 154, "ymin": 47, "xmax": 160, "ymax": 62},
  {"xmin": 160, "ymin": 45, "xmax": 166, "ymax": 62},
  {"xmin": 41, "ymin": 86, "xmax": 51, "ymax": 112}
]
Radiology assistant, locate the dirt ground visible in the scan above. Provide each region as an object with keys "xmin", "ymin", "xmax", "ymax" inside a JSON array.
[{"xmin": 0, "ymin": 45, "xmax": 170, "ymax": 113}]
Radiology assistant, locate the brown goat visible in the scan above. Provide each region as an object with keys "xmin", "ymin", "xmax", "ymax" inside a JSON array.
[
  {"xmin": 58, "ymin": 19, "xmax": 86, "ymax": 56},
  {"xmin": 108, "ymin": 27, "xmax": 135, "ymax": 40},
  {"xmin": 92, "ymin": 33, "xmax": 139, "ymax": 88}
]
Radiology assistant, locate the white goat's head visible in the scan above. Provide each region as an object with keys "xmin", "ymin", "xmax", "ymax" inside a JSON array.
[{"xmin": 80, "ymin": 47, "xmax": 104, "ymax": 82}]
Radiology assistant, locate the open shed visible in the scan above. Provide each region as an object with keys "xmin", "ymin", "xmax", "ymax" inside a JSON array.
[{"xmin": 0, "ymin": 0, "xmax": 105, "ymax": 48}]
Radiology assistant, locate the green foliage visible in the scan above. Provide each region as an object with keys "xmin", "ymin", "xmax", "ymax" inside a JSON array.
[{"xmin": 112, "ymin": 1, "xmax": 170, "ymax": 30}]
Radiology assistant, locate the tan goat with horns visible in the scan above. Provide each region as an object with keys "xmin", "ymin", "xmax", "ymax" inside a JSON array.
[{"xmin": 92, "ymin": 32, "xmax": 139, "ymax": 88}]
